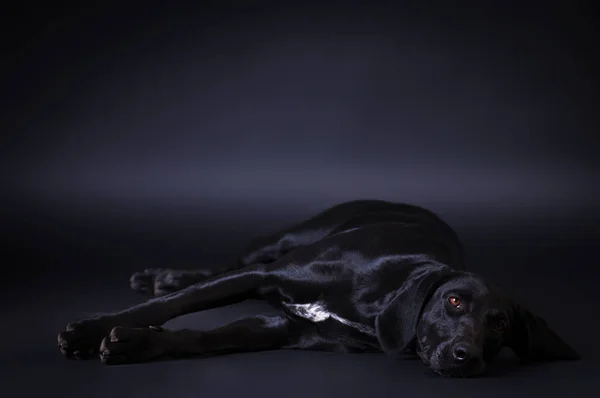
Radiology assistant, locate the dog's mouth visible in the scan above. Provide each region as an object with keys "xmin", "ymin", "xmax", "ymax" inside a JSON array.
[
  {"xmin": 430, "ymin": 363, "xmax": 486, "ymax": 378},
  {"xmin": 417, "ymin": 341, "xmax": 486, "ymax": 378}
]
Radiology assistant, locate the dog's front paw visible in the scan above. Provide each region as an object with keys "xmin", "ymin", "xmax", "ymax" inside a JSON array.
[
  {"xmin": 58, "ymin": 318, "xmax": 115, "ymax": 360},
  {"xmin": 99, "ymin": 326, "xmax": 169, "ymax": 365}
]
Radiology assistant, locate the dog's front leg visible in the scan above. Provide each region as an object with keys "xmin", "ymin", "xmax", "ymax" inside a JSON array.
[
  {"xmin": 58, "ymin": 266, "xmax": 267, "ymax": 360},
  {"xmin": 98, "ymin": 315, "xmax": 296, "ymax": 365}
]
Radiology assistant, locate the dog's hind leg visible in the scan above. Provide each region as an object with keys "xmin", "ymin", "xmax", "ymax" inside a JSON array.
[
  {"xmin": 129, "ymin": 200, "xmax": 400, "ymax": 297},
  {"xmin": 129, "ymin": 214, "xmax": 342, "ymax": 296},
  {"xmin": 128, "ymin": 214, "xmax": 337, "ymax": 297}
]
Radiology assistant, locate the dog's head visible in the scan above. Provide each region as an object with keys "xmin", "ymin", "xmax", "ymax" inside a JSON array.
[{"xmin": 374, "ymin": 264, "xmax": 580, "ymax": 377}]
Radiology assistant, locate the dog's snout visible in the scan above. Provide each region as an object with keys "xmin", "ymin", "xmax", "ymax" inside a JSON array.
[{"xmin": 452, "ymin": 344, "xmax": 474, "ymax": 363}]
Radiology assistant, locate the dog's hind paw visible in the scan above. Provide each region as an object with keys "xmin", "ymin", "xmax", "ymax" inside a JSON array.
[
  {"xmin": 130, "ymin": 268, "xmax": 209, "ymax": 296},
  {"xmin": 129, "ymin": 268, "xmax": 165, "ymax": 295}
]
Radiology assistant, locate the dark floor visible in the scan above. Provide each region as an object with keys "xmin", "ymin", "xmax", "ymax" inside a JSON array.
[{"xmin": 3, "ymin": 206, "xmax": 599, "ymax": 397}]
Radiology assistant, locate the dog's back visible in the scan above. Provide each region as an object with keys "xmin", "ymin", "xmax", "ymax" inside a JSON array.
[{"xmin": 241, "ymin": 200, "xmax": 465, "ymax": 270}]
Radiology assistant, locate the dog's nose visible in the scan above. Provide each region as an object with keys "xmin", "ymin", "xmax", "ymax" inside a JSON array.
[{"xmin": 452, "ymin": 344, "xmax": 471, "ymax": 363}]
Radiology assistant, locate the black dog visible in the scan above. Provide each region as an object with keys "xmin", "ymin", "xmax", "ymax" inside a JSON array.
[{"xmin": 57, "ymin": 200, "xmax": 580, "ymax": 377}]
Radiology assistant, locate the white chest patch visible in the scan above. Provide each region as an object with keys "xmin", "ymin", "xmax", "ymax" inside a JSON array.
[{"xmin": 282, "ymin": 300, "xmax": 377, "ymax": 337}]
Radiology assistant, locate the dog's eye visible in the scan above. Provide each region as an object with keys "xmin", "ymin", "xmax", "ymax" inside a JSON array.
[
  {"xmin": 448, "ymin": 297, "xmax": 461, "ymax": 307},
  {"xmin": 491, "ymin": 320, "xmax": 506, "ymax": 332}
]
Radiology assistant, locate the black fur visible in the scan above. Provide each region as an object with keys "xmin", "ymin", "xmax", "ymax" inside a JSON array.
[{"xmin": 57, "ymin": 200, "xmax": 580, "ymax": 377}]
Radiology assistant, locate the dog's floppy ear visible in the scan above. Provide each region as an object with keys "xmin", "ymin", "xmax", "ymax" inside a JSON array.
[
  {"xmin": 507, "ymin": 302, "xmax": 580, "ymax": 362},
  {"xmin": 375, "ymin": 264, "xmax": 453, "ymax": 356}
]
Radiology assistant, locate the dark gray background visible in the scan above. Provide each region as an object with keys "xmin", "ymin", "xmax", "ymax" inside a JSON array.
[{"xmin": 2, "ymin": 1, "xmax": 599, "ymax": 397}]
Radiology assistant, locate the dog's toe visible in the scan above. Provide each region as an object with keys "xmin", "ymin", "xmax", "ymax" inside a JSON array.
[{"xmin": 153, "ymin": 272, "xmax": 181, "ymax": 296}]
